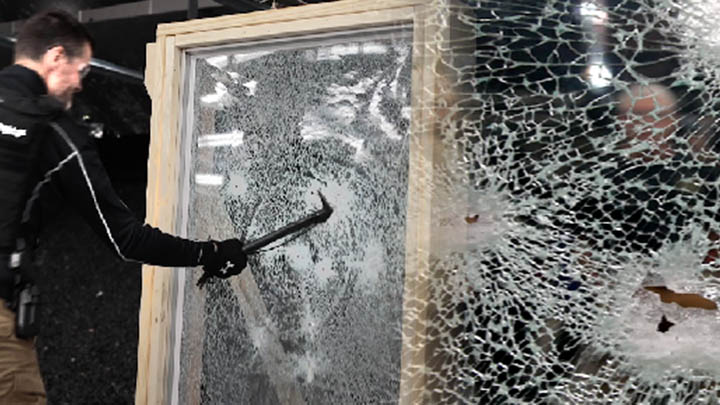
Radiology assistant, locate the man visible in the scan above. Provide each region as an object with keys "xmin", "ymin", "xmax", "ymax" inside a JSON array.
[
  {"xmin": 0, "ymin": 9, "xmax": 247, "ymax": 403},
  {"xmin": 616, "ymin": 83, "xmax": 678, "ymax": 161},
  {"xmin": 567, "ymin": 83, "xmax": 689, "ymax": 254}
]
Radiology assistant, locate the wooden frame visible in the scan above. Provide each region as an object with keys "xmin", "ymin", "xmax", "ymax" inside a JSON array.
[{"xmin": 138, "ymin": 1, "xmax": 466, "ymax": 403}]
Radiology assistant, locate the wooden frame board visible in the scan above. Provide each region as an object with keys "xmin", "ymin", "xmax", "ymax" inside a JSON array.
[{"xmin": 138, "ymin": 0, "xmax": 464, "ymax": 403}]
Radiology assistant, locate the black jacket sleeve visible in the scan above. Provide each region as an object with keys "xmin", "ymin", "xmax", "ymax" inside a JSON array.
[{"xmin": 37, "ymin": 117, "xmax": 210, "ymax": 267}]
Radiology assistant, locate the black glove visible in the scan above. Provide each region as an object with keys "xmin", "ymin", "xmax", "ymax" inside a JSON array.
[{"xmin": 197, "ymin": 239, "xmax": 248, "ymax": 288}]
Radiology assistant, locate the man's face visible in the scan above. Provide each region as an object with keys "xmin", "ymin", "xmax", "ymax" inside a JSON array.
[
  {"xmin": 618, "ymin": 94, "xmax": 677, "ymax": 160},
  {"xmin": 44, "ymin": 43, "xmax": 92, "ymax": 109}
]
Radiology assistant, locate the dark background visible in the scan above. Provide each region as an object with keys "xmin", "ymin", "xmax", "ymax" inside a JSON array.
[{"xmin": 0, "ymin": 1, "xmax": 333, "ymax": 404}]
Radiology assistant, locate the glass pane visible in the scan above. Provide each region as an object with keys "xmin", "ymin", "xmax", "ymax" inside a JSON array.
[
  {"xmin": 167, "ymin": 1, "xmax": 720, "ymax": 403},
  {"xmin": 423, "ymin": 1, "xmax": 720, "ymax": 404},
  {"xmin": 178, "ymin": 27, "xmax": 413, "ymax": 404}
]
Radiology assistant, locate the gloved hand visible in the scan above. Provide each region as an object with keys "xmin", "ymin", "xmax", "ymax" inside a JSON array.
[{"xmin": 197, "ymin": 239, "xmax": 248, "ymax": 288}]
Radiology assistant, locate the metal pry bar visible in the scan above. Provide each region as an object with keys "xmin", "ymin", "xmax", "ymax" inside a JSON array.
[{"xmin": 242, "ymin": 191, "xmax": 334, "ymax": 254}]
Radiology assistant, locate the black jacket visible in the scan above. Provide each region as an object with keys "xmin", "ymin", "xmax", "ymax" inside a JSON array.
[{"xmin": 0, "ymin": 64, "xmax": 208, "ymax": 266}]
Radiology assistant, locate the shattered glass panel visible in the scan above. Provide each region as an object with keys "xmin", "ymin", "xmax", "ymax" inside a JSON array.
[
  {"xmin": 169, "ymin": 0, "xmax": 720, "ymax": 403},
  {"xmin": 424, "ymin": 0, "xmax": 720, "ymax": 403},
  {"xmin": 177, "ymin": 27, "xmax": 412, "ymax": 404}
]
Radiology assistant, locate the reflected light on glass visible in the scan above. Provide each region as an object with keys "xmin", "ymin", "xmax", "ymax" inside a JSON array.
[
  {"xmin": 301, "ymin": 124, "xmax": 366, "ymax": 160},
  {"xmin": 243, "ymin": 80, "xmax": 258, "ymax": 96},
  {"xmin": 314, "ymin": 42, "xmax": 388, "ymax": 61},
  {"xmin": 401, "ymin": 106, "xmax": 411, "ymax": 121},
  {"xmin": 361, "ymin": 43, "xmax": 388, "ymax": 54},
  {"xmin": 586, "ymin": 63, "xmax": 612, "ymax": 88},
  {"xmin": 197, "ymin": 131, "xmax": 245, "ymax": 148},
  {"xmin": 579, "ymin": 1, "xmax": 608, "ymax": 25},
  {"xmin": 233, "ymin": 51, "xmax": 272, "ymax": 64},
  {"xmin": 201, "ymin": 93, "xmax": 222, "ymax": 104},
  {"xmin": 195, "ymin": 173, "xmax": 224, "ymax": 186},
  {"xmin": 201, "ymin": 82, "xmax": 228, "ymax": 104},
  {"xmin": 206, "ymin": 55, "xmax": 228, "ymax": 69}
]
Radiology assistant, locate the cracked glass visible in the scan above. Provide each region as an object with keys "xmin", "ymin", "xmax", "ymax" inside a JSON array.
[
  {"xmin": 177, "ymin": 27, "xmax": 413, "ymax": 404},
  {"xmin": 170, "ymin": 0, "xmax": 720, "ymax": 403},
  {"xmin": 422, "ymin": 0, "xmax": 720, "ymax": 403}
]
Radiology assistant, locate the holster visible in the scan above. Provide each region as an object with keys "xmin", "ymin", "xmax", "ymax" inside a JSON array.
[{"xmin": 7, "ymin": 239, "xmax": 40, "ymax": 339}]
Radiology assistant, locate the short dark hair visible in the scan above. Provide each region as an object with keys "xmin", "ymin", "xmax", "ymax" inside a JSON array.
[{"xmin": 15, "ymin": 9, "xmax": 94, "ymax": 61}]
